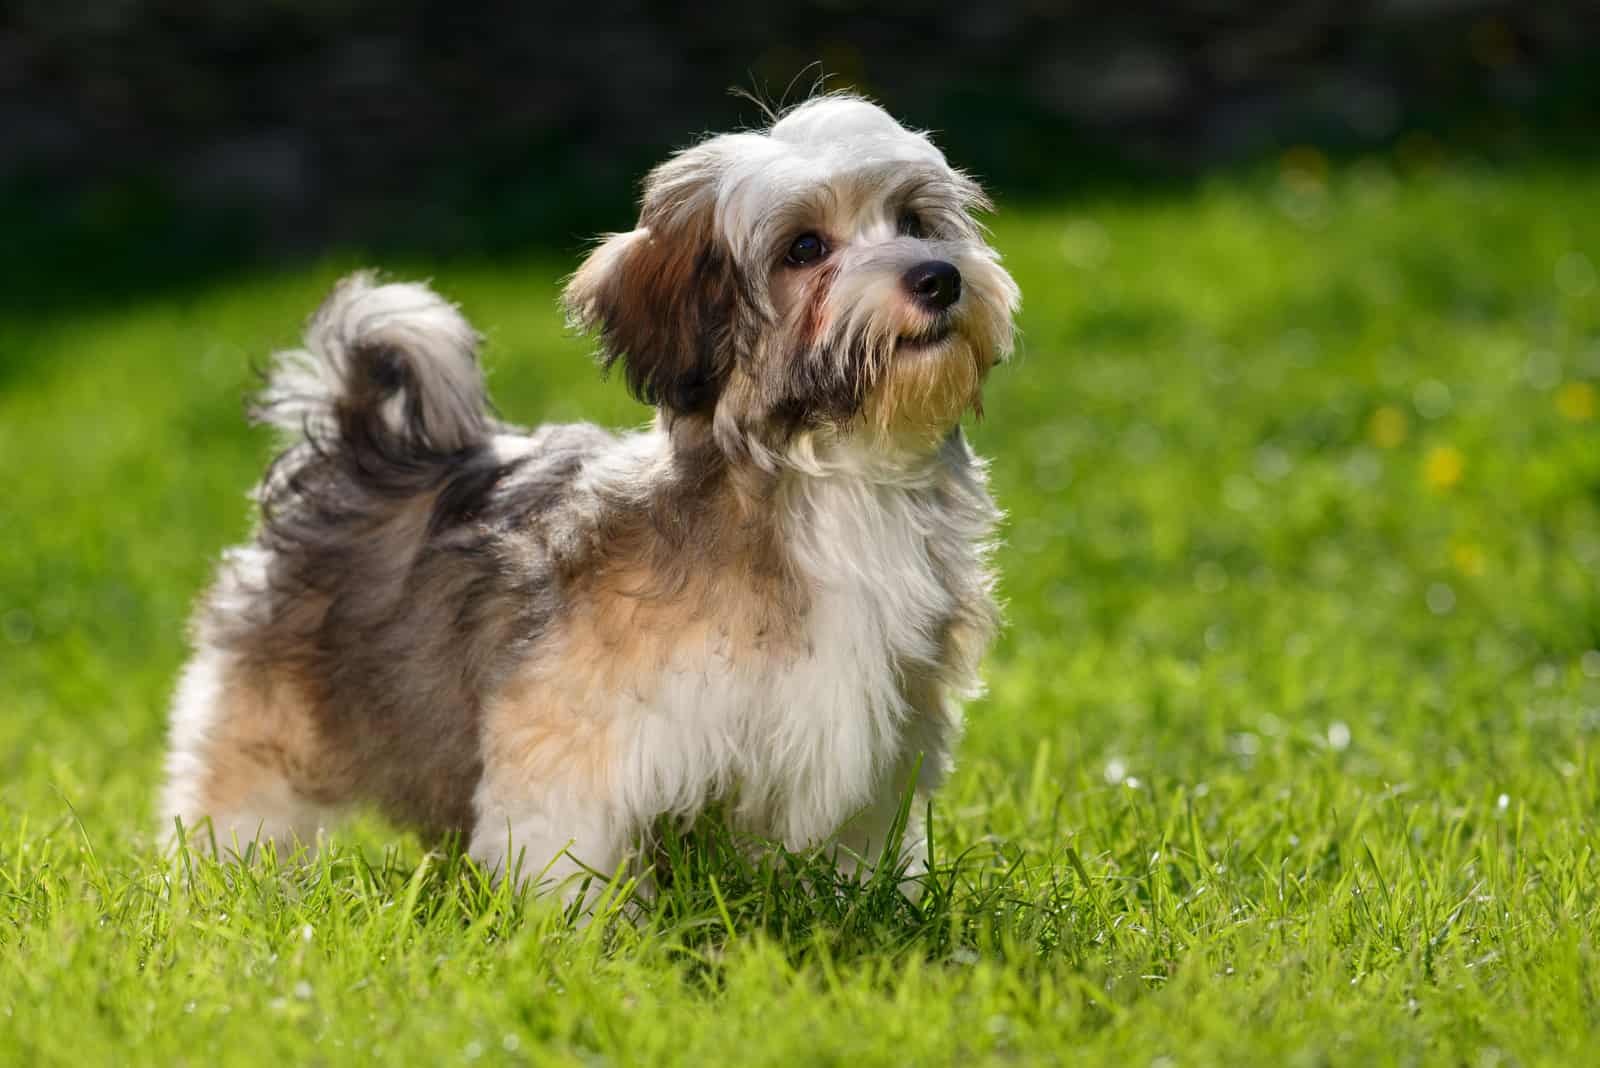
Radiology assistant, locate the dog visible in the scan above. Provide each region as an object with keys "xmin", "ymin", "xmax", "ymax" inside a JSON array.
[{"xmin": 160, "ymin": 95, "xmax": 1020, "ymax": 901}]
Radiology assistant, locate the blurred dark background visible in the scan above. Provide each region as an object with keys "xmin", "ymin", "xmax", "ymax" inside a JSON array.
[{"xmin": 4, "ymin": 1, "xmax": 1596, "ymax": 309}]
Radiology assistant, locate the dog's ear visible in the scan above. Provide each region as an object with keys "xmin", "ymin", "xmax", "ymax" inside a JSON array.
[{"xmin": 564, "ymin": 145, "xmax": 746, "ymax": 416}]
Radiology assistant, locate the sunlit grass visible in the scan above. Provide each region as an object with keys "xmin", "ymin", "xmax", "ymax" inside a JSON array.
[{"xmin": 3, "ymin": 154, "xmax": 1600, "ymax": 1065}]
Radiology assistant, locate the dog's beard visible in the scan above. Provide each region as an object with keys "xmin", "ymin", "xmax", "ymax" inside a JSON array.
[
  {"xmin": 795, "ymin": 257, "xmax": 1015, "ymax": 445},
  {"xmin": 863, "ymin": 335, "xmax": 987, "ymax": 442}
]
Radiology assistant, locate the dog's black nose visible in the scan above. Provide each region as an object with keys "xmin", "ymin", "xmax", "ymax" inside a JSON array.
[{"xmin": 903, "ymin": 260, "xmax": 962, "ymax": 310}]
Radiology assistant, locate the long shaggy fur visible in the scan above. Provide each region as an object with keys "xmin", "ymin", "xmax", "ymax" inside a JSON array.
[{"xmin": 162, "ymin": 96, "xmax": 1020, "ymax": 904}]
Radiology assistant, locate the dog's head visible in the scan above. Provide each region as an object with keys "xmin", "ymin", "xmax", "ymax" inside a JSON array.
[{"xmin": 564, "ymin": 95, "xmax": 1020, "ymax": 463}]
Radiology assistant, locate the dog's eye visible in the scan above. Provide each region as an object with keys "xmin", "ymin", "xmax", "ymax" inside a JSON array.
[
  {"xmin": 898, "ymin": 211, "xmax": 927, "ymax": 239},
  {"xmin": 785, "ymin": 233, "xmax": 827, "ymax": 266}
]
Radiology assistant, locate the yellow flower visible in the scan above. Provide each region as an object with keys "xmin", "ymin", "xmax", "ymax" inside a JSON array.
[
  {"xmin": 1452, "ymin": 542, "xmax": 1486, "ymax": 577},
  {"xmin": 1424, "ymin": 445, "xmax": 1464, "ymax": 490},
  {"xmin": 1557, "ymin": 381, "xmax": 1596, "ymax": 422},
  {"xmin": 1369, "ymin": 406, "xmax": 1408, "ymax": 449}
]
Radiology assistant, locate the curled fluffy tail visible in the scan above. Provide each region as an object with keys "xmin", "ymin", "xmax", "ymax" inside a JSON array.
[
  {"xmin": 255, "ymin": 271, "xmax": 490, "ymax": 456},
  {"xmin": 248, "ymin": 273, "xmax": 498, "ymax": 585}
]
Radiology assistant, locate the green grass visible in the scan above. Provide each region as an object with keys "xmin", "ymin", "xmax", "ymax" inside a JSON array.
[{"xmin": 5, "ymin": 151, "xmax": 1600, "ymax": 1065}]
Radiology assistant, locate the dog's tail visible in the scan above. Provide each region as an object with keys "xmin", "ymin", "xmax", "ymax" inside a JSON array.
[
  {"xmin": 254, "ymin": 271, "xmax": 490, "ymax": 459},
  {"xmin": 247, "ymin": 272, "xmax": 501, "ymax": 584}
]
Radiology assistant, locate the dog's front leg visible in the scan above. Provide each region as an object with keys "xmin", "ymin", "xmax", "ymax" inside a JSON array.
[
  {"xmin": 467, "ymin": 771, "xmax": 629, "ymax": 911},
  {"xmin": 830, "ymin": 762, "xmax": 934, "ymax": 898},
  {"xmin": 468, "ymin": 691, "xmax": 631, "ymax": 912},
  {"xmin": 830, "ymin": 691, "xmax": 959, "ymax": 899}
]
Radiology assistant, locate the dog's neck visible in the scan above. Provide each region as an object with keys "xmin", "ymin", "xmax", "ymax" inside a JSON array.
[
  {"xmin": 644, "ymin": 408, "xmax": 976, "ymax": 585},
  {"xmin": 659, "ymin": 408, "xmax": 965, "ymax": 498}
]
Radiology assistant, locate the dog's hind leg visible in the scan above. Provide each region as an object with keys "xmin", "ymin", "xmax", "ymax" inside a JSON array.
[{"xmin": 159, "ymin": 649, "xmax": 345, "ymax": 859}]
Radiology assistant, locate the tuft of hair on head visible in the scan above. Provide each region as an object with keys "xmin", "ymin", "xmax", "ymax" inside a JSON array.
[{"xmin": 254, "ymin": 271, "xmax": 490, "ymax": 457}]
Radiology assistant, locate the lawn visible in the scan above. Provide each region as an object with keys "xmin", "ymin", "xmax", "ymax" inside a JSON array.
[{"xmin": 4, "ymin": 151, "xmax": 1600, "ymax": 1066}]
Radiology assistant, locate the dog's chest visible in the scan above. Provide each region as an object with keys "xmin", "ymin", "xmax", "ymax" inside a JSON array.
[
  {"xmin": 691, "ymin": 476, "xmax": 963, "ymax": 832},
  {"xmin": 641, "ymin": 477, "xmax": 957, "ymax": 711},
  {"xmin": 775, "ymin": 474, "xmax": 957, "ymax": 688}
]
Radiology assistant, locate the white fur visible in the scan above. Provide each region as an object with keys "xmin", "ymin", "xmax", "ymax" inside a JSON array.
[{"xmin": 159, "ymin": 646, "xmax": 228, "ymax": 839}]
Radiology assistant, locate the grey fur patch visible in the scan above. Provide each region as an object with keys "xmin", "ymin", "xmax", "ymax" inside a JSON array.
[{"xmin": 203, "ymin": 275, "xmax": 553, "ymax": 837}]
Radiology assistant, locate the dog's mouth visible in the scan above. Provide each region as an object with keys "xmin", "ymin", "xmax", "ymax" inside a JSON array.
[{"xmin": 895, "ymin": 321, "xmax": 955, "ymax": 353}]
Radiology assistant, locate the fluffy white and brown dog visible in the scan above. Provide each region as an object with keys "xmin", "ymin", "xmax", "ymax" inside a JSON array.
[{"xmin": 160, "ymin": 95, "xmax": 1020, "ymax": 900}]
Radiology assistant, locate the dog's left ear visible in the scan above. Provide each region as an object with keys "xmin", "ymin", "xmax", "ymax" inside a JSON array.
[{"xmin": 564, "ymin": 144, "xmax": 746, "ymax": 417}]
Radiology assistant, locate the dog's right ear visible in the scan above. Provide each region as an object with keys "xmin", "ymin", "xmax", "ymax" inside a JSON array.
[{"xmin": 564, "ymin": 147, "xmax": 746, "ymax": 417}]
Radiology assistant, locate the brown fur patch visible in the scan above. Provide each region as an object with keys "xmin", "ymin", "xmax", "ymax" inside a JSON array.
[
  {"xmin": 482, "ymin": 668, "xmax": 619, "ymax": 791},
  {"xmin": 183, "ymin": 660, "xmax": 351, "ymax": 843}
]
